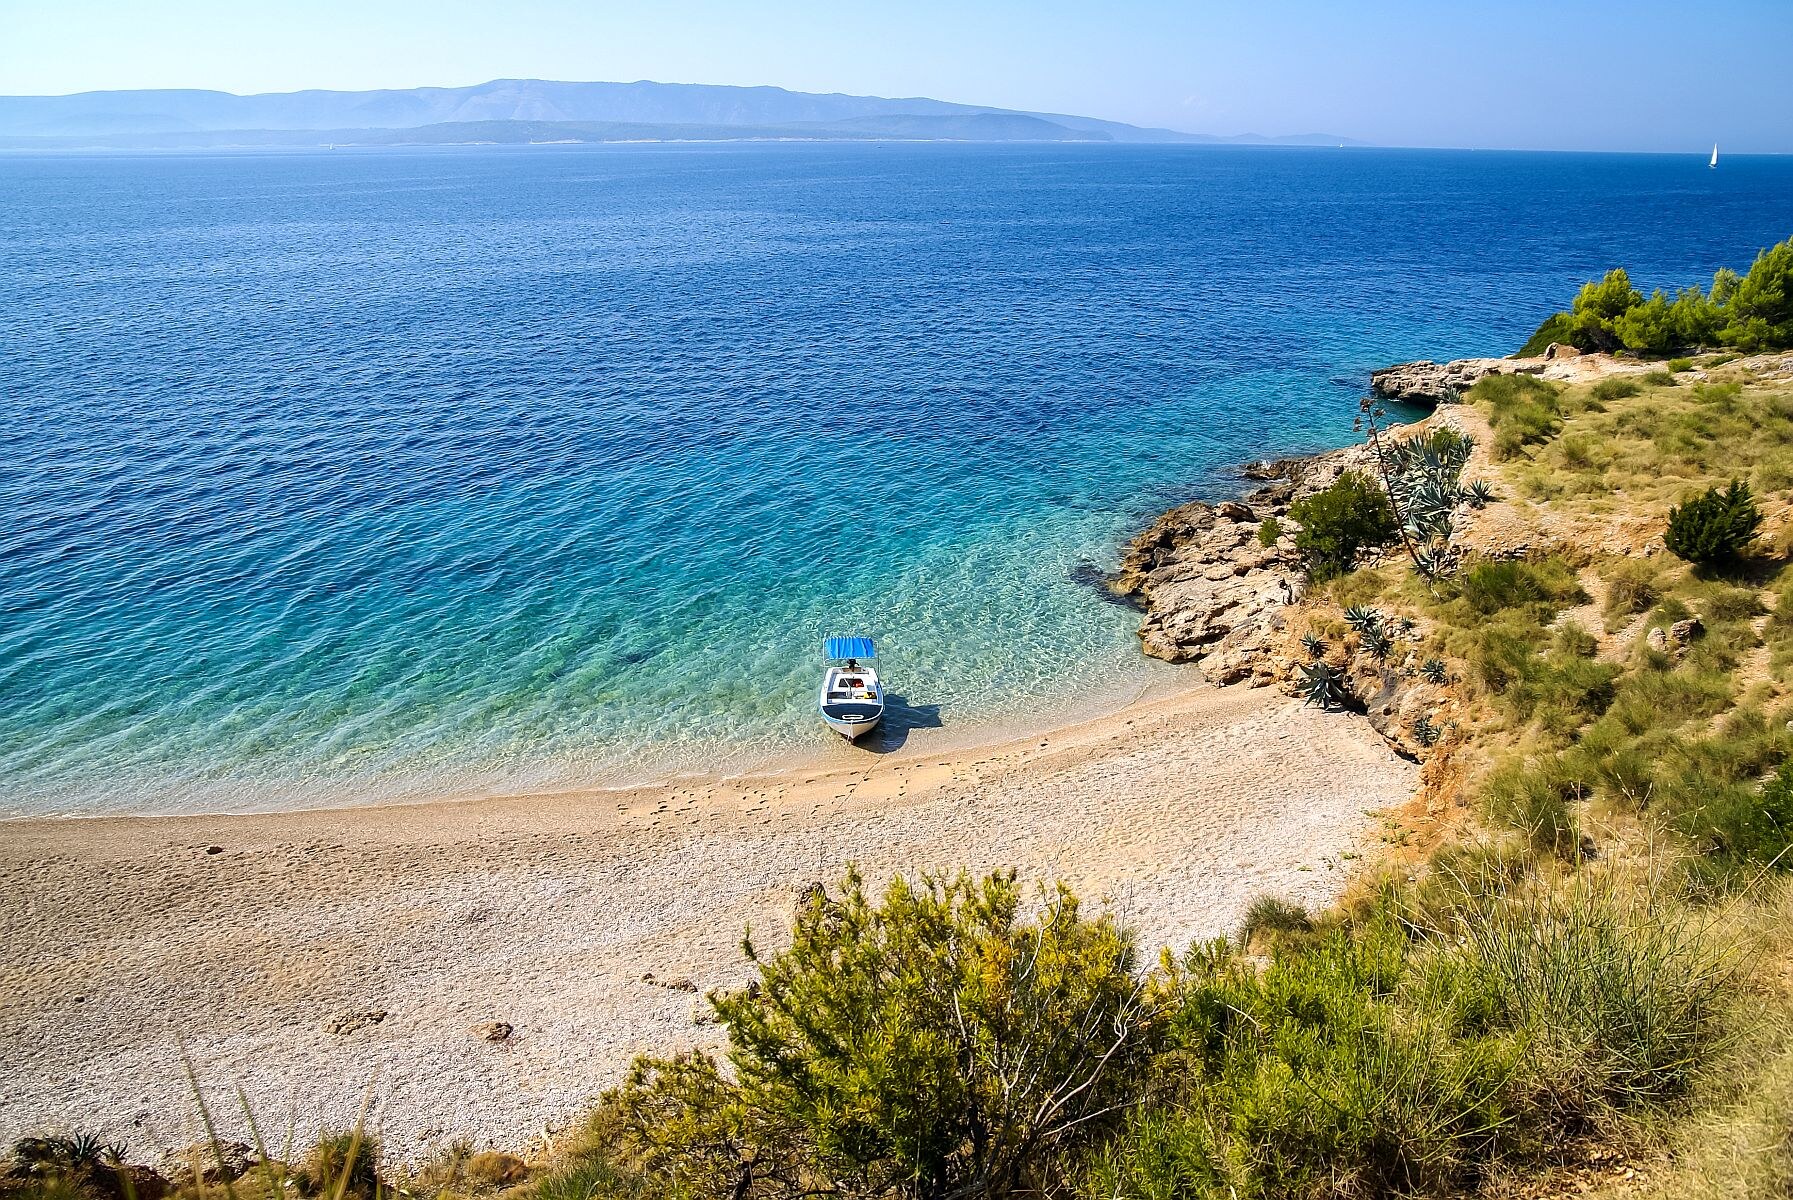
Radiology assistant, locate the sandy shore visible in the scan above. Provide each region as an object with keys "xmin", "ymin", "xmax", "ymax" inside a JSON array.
[{"xmin": 0, "ymin": 681, "xmax": 1414, "ymax": 1162}]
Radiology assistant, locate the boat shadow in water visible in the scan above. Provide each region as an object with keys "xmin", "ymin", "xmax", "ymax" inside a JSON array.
[{"xmin": 863, "ymin": 693, "xmax": 943, "ymax": 753}]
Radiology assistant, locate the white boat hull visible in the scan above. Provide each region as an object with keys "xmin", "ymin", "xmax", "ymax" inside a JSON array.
[
  {"xmin": 819, "ymin": 660, "xmax": 883, "ymax": 741},
  {"xmin": 822, "ymin": 710, "xmax": 881, "ymax": 740}
]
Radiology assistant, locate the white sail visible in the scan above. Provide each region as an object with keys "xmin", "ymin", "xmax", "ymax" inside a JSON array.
[{"xmin": 1710, "ymin": 143, "xmax": 1719, "ymax": 168}]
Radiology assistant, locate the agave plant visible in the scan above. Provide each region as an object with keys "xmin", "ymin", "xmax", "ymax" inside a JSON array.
[
  {"xmin": 1297, "ymin": 660, "xmax": 1351, "ymax": 711},
  {"xmin": 1300, "ymin": 632, "xmax": 1326, "ymax": 658},
  {"xmin": 1463, "ymin": 479, "xmax": 1497, "ymax": 509},
  {"xmin": 1342, "ymin": 605, "xmax": 1382, "ymax": 634},
  {"xmin": 1420, "ymin": 657, "xmax": 1449, "ymax": 685},
  {"xmin": 1413, "ymin": 544, "xmax": 1455, "ymax": 580},
  {"xmin": 1431, "ymin": 429, "xmax": 1473, "ymax": 469},
  {"xmin": 1360, "ymin": 626, "xmax": 1394, "ymax": 661},
  {"xmin": 1414, "ymin": 714, "xmax": 1443, "ymax": 747},
  {"xmin": 1393, "ymin": 616, "xmax": 1418, "ymax": 638},
  {"xmin": 11, "ymin": 1135, "xmax": 129, "ymax": 1175}
]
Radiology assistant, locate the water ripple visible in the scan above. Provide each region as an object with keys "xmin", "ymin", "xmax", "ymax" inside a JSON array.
[{"xmin": 2, "ymin": 143, "xmax": 1790, "ymax": 814}]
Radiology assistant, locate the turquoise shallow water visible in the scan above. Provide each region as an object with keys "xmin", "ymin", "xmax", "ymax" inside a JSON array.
[{"xmin": 3, "ymin": 144, "xmax": 1791, "ymax": 815}]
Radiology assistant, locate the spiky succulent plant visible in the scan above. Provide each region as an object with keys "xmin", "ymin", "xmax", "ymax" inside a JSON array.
[
  {"xmin": 1297, "ymin": 660, "xmax": 1351, "ymax": 711},
  {"xmin": 1360, "ymin": 626, "xmax": 1394, "ymax": 661},
  {"xmin": 1300, "ymin": 632, "xmax": 1326, "ymax": 658},
  {"xmin": 1420, "ymin": 657, "xmax": 1449, "ymax": 684},
  {"xmin": 1342, "ymin": 605, "xmax": 1382, "ymax": 634},
  {"xmin": 1413, "ymin": 545, "xmax": 1454, "ymax": 580},
  {"xmin": 1463, "ymin": 479, "xmax": 1497, "ymax": 509},
  {"xmin": 1394, "ymin": 616, "xmax": 1418, "ymax": 638},
  {"xmin": 1414, "ymin": 714, "xmax": 1443, "ymax": 747}
]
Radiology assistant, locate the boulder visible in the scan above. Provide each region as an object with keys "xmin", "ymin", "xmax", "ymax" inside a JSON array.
[
  {"xmin": 1216, "ymin": 500, "xmax": 1256, "ymax": 522},
  {"xmin": 470, "ymin": 1020, "xmax": 514, "ymax": 1043},
  {"xmin": 1543, "ymin": 342, "xmax": 1582, "ymax": 360},
  {"xmin": 1669, "ymin": 617, "xmax": 1704, "ymax": 646},
  {"xmin": 1646, "ymin": 627, "xmax": 1669, "ymax": 653}
]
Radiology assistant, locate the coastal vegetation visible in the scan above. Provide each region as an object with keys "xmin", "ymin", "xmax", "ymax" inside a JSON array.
[
  {"xmin": 1518, "ymin": 235, "xmax": 1793, "ymax": 357},
  {"xmin": 15, "ymin": 360, "xmax": 1793, "ymax": 1197},
  {"xmin": 1665, "ymin": 480, "xmax": 1761, "ymax": 566},
  {"xmin": 1286, "ymin": 470, "xmax": 1397, "ymax": 582}
]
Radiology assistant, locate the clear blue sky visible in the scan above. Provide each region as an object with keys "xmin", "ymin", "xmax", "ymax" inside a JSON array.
[{"xmin": 3, "ymin": 0, "xmax": 1790, "ymax": 152}]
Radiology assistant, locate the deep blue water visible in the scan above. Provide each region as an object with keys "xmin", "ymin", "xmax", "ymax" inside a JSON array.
[{"xmin": 3, "ymin": 143, "xmax": 1790, "ymax": 814}]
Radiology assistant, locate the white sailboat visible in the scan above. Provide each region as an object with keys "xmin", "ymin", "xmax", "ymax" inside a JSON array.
[
  {"xmin": 1710, "ymin": 143, "xmax": 1719, "ymax": 169},
  {"xmin": 818, "ymin": 635, "xmax": 884, "ymax": 741}
]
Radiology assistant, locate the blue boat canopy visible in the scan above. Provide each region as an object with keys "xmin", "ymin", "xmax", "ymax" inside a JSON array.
[{"xmin": 824, "ymin": 635, "xmax": 876, "ymax": 661}]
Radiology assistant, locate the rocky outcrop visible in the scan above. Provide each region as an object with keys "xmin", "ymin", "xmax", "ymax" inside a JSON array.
[
  {"xmin": 1109, "ymin": 443, "xmax": 1379, "ymax": 683},
  {"xmin": 1369, "ymin": 357, "xmax": 1544, "ymax": 404}
]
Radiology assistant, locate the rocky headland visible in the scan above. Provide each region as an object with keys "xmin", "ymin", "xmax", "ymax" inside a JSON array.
[
  {"xmin": 1106, "ymin": 427, "xmax": 1455, "ymax": 762},
  {"xmin": 1107, "ymin": 348, "xmax": 1653, "ymax": 759}
]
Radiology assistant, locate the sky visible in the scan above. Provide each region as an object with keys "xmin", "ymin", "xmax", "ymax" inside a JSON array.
[{"xmin": 2, "ymin": 0, "xmax": 1790, "ymax": 152}]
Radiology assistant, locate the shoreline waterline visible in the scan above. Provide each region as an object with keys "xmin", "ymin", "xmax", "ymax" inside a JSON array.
[
  {"xmin": 0, "ymin": 654, "xmax": 1189, "ymax": 821},
  {"xmin": 0, "ymin": 678, "xmax": 1418, "ymax": 1159}
]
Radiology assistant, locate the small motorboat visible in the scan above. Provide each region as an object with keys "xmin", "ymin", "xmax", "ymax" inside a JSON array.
[{"xmin": 819, "ymin": 635, "xmax": 884, "ymax": 740}]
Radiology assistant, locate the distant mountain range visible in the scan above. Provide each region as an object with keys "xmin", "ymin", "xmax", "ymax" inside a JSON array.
[{"xmin": 0, "ymin": 79, "xmax": 1362, "ymax": 149}]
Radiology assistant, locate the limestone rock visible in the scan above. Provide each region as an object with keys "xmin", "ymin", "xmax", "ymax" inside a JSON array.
[
  {"xmin": 1369, "ymin": 357, "xmax": 1543, "ymax": 405},
  {"xmin": 1543, "ymin": 342, "xmax": 1582, "ymax": 360},
  {"xmin": 471, "ymin": 1020, "xmax": 513, "ymax": 1043},
  {"xmin": 1646, "ymin": 627, "xmax": 1669, "ymax": 653},
  {"xmin": 1109, "ymin": 437, "xmax": 1386, "ymax": 680},
  {"xmin": 1669, "ymin": 617, "xmax": 1704, "ymax": 646}
]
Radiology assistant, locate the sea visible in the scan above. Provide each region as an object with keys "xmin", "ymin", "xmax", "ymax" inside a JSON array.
[{"xmin": 3, "ymin": 143, "xmax": 1790, "ymax": 815}]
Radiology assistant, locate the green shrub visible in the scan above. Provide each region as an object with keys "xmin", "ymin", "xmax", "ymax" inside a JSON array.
[
  {"xmin": 1679, "ymin": 759, "xmax": 1793, "ymax": 871},
  {"xmin": 1473, "ymin": 374, "xmax": 1564, "ymax": 459},
  {"xmin": 1720, "ymin": 238, "xmax": 1793, "ymax": 351},
  {"xmin": 1603, "ymin": 558, "xmax": 1664, "ymax": 627},
  {"xmin": 1590, "ymin": 377, "xmax": 1643, "ymax": 403},
  {"xmin": 1643, "ymin": 369, "xmax": 1678, "ymax": 386},
  {"xmin": 1617, "ymin": 290, "xmax": 1678, "ymax": 354},
  {"xmin": 1091, "ymin": 920, "xmax": 1513, "ymax": 1200},
  {"xmin": 1428, "ymin": 886, "xmax": 1734, "ymax": 1122},
  {"xmin": 1237, "ymin": 895, "xmax": 1313, "ymax": 949},
  {"xmin": 1288, "ymin": 470, "xmax": 1399, "ymax": 583},
  {"xmin": 295, "ymin": 1132, "xmax": 384, "ymax": 1199},
  {"xmin": 1256, "ymin": 515, "xmax": 1281, "ymax": 547},
  {"xmin": 600, "ymin": 868, "xmax": 1156, "ymax": 1199},
  {"xmin": 1518, "ymin": 310, "xmax": 1576, "ymax": 357},
  {"xmin": 1568, "ymin": 268, "xmax": 1643, "ymax": 351},
  {"xmin": 1483, "ymin": 758, "xmax": 1582, "ymax": 857},
  {"xmin": 1666, "ymin": 480, "xmax": 1762, "ymax": 566},
  {"xmin": 1457, "ymin": 557, "xmax": 1585, "ymax": 616},
  {"xmin": 1669, "ymin": 357, "xmax": 1696, "ymax": 373},
  {"xmin": 1502, "ymin": 647, "xmax": 1620, "ymax": 740}
]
